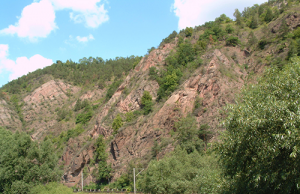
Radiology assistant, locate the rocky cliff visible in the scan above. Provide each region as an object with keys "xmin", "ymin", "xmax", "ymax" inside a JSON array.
[{"xmin": 1, "ymin": 4, "xmax": 300, "ymax": 188}]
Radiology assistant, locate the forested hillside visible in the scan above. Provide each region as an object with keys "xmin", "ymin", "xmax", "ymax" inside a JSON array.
[{"xmin": 1, "ymin": 0, "xmax": 300, "ymax": 193}]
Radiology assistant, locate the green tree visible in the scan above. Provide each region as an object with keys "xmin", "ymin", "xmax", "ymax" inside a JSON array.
[
  {"xmin": 94, "ymin": 135, "xmax": 112, "ymax": 184},
  {"xmin": 112, "ymin": 114, "xmax": 123, "ymax": 134},
  {"xmin": 218, "ymin": 57, "xmax": 300, "ymax": 193},
  {"xmin": 0, "ymin": 128, "xmax": 61, "ymax": 193},
  {"xmin": 249, "ymin": 14, "xmax": 259, "ymax": 29},
  {"xmin": 225, "ymin": 24, "xmax": 234, "ymax": 34},
  {"xmin": 184, "ymin": 27, "xmax": 193, "ymax": 37},
  {"xmin": 175, "ymin": 115, "xmax": 204, "ymax": 153},
  {"xmin": 264, "ymin": 7, "xmax": 274, "ymax": 23},
  {"xmin": 234, "ymin": 9, "xmax": 243, "ymax": 26},
  {"xmin": 139, "ymin": 147, "xmax": 222, "ymax": 194},
  {"xmin": 141, "ymin": 91, "xmax": 153, "ymax": 115},
  {"xmin": 226, "ymin": 36, "xmax": 240, "ymax": 47}
]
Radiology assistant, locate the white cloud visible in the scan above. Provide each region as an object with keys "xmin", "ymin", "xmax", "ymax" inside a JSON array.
[
  {"xmin": 0, "ymin": 44, "xmax": 53, "ymax": 81},
  {"xmin": 0, "ymin": 0, "xmax": 108, "ymax": 41},
  {"xmin": 76, "ymin": 34, "xmax": 95, "ymax": 43},
  {"xmin": 172, "ymin": 0, "xmax": 268, "ymax": 30},
  {"xmin": 50, "ymin": 0, "xmax": 109, "ymax": 28},
  {"xmin": 0, "ymin": 0, "xmax": 57, "ymax": 42}
]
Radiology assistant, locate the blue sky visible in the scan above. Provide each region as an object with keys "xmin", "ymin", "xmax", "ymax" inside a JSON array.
[{"xmin": 0, "ymin": 0, "xmax": 267, "ymax": 87}]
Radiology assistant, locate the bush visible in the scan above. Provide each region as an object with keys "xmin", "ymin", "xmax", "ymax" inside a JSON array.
[
  {"xmin": 141, "ymin": 91, "xmax": 153, "ymax": 115},
  {"xmin": 175, "ymin": 115, "xmax": 204, "ymax": 153},
  {"xmin": 226, "ymin": 36, "xmax": 240, "ymax": 47},
  {"xmin": 160, "ymin": 31, "xmax": 178, "ymax": 46},
  {"xmin": 105, "ymin": 79, "xmax": 123, "ymax": 101},
  {"xmin": 225, "ymin": 24, "xmax": 234, "ymax": 34},
  {"xmin": 74, "ymin": 99, "xmax": 90, "ymax": 111},
  {"xmin": 139, "ymin": 148, "xmax": 222, "ymax": 194},
  {"xmin": 258, "ymin": 39, "xmax": 268, "ymax": 50},
  {"xmin": 112, "ymin": 114, "xmax": 123, "ymax": 134},
  {"xmin": 185, "ymin": 27, "xmax": 193, "ymax": 37},
  {"xmin": 57, "ymin": 108, "xmax": 72, "ymax": 121},
  {"xmin": 75, "ymin": 110, "xmax": 93, "ymax": 124}
]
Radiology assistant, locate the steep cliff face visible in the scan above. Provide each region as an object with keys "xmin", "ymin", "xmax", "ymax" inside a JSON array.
[
  {"xmin": 1, "ymin": 6, "xmax": 300, "ymax": 188},
  {"xmin": 21, "ymin": 80, "xmax": 81, "ymax": 140}
]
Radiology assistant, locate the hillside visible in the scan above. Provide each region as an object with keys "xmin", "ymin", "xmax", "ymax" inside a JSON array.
[{"xmin": 1, "ymin": 0, "xmax": 300, "ymax": 193}]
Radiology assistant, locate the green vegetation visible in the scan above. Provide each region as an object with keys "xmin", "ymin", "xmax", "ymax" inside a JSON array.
[
  {"xmin": 226, "ymin": 36, "xmax": 240, "ymax": 47},
  {"xmin": 3, "ymin": 1, "xmax": 300, "ymax": 193},
  {"xmin": 52, "ymin": 124, "xmax": 84, "ymax": 145},
  {"xmin": 175, "ymin": 115, "xmax": 204, "ymax": 153},
  {"xmin": 0, "ymin": 128, "xmax": 61, "ymax": 194},
  {"xmin": 218, "ymin": 57, "xmax": 300, "ymax": 193},
  {"xmin": 112, "ymin": 114, "xmax": 123, "ymax": 134},
  {"xmin": 139, "ymin": 148, "xmax": 222, "ymax": 194},
  {"xmin": 105, "ymin": 79, "xmax": 124, "ymax": 101},
  {"xmin": 141, "ymin": 91, "xmax": 153, "ymax": 115},
  {"xmin": 94, "ymin": 135, "xmax": 112, "ymax": 184},
  {"xmin": 10, "ymin": 95, "xmax": 25, "ymax": 126},
  {"xmin": 1, "ymin": 56, "xmax": 141, "ymax": 95},
  {"xmin": 75, "ymin": 110, "xmax": 93, "ymax": 124},
  {"xmin": 160, "ymin": 31, "xmax": 177, "ymax": 46},
  {"xmin": 30, "ymin": 182, "xmax": 73, "ymax": 194}
]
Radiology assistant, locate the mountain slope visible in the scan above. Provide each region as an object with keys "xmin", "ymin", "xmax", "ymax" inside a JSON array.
[{"xmin": 1, "ymin": 0, "xmax": 300, "ymax": 189}]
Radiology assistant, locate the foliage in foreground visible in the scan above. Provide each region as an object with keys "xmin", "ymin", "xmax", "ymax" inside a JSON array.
[
  {"xmin": 94, "ymin": 135, "xmax": 112, "ymax": 184},
  {"xmin": 218, "ymin": 57, "xmax": 300, "ymax": 193},
  {"xmin": 139, "ymin": 147, "xmax": 222, "ymax": 194},
  {"xmin": 0, "ymin": 128, "xmax": 61, "ymax": 194}
]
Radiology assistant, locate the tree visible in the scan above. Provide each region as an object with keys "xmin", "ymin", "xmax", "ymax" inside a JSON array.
[
  {"xmin": 226, "ymin": 36, "xmax": 240, "ymax": 47},
  {"xmin": 94, "ymin": 135, "xmax": 112, "ymax": 184},
  {"xmin": 139, "ymin": 147, "xmax": 222, "ymax": 194},
  {"xmin": 112, "ymin": 114, "xmax": 123, "ymax": 134},
  {"xmin": 0, "ymin": 128, "xmax": 61, "ymax": 193},
  {"xmin": 175, "ymin": 115, "xmax": 204, "ymax": 153},
  {"xmin": 141, "ymin": 91, "xmax": 153, "ymax": 115},
  {"xmin": 249, "ymin": 14, "xmax": 259, "ymax": 29},
  {"xmin": 264, "ymin": 7, "xmax": 274, "ymax": 23},
  {"xmin": 233, "ymin": 9, "xmax": 243, "ymax": 26},
  {"xmin": 225, "ymin": 24, "xmax": 234, "ymax": 34},
  {"xmin": 218, "ymin": 57, "xmax": 300, "ymax": 193},
  {"xmin": 185, "ymin": 27, "xmax": 193, "ymax": 37}
]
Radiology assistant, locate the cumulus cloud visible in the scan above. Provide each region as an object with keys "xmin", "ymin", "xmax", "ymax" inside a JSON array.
[
  {"xmin": 0, "ymin": 0, "xmax": 57, "ymax": 41},
  {"xmin": 50, "ymin": 0, "xmax": 109, "ymax": 28},
  {"xmin": 0, "ymin": 0, "xmax": 108, "ymax": 41},
  {"xmin": 76, "ymin": 34, "xmax": 95, "ymax": 43},
  {"xmin": 0, "ymin": 44, "xmax": 53, "ymax": 81},
  {"xmin": 172, "ymin": 0, "xmax": 268, "ymax": 30}
]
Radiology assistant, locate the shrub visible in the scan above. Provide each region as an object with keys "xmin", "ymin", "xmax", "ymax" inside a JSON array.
[
  {"xmin": 225, "ymin": 24, "xmax": 234, "ymax": 34},
  {"xmin": 112, "ymin": 114, "xmax": 123, "ymax": 134},
  {"xmin": 75, "ymin": 110, "xmax": 93, "ymax": 124},
  {"xmin": 141, "ymin": 91, "xmax": 153, "ymax": 115},
  {"xmin": 185, "ymin": 27, "xmax": 193, "ymax": 37},
  {"xmin": 258, "ymin": 39, "xmax": 268, "ymax": 50},
  {"xmin": 226, "ymin": 36, "xmax": 240, "ymax": 47}
]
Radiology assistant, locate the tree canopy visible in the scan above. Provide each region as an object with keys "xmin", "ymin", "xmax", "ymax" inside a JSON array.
[
  {"xmin": 0, "ymin": 128, "xmax": 61, "ymax": 194},
  {"xmin": 218, "ymin": 57, "xmax": 300, "ymax": 193}
]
